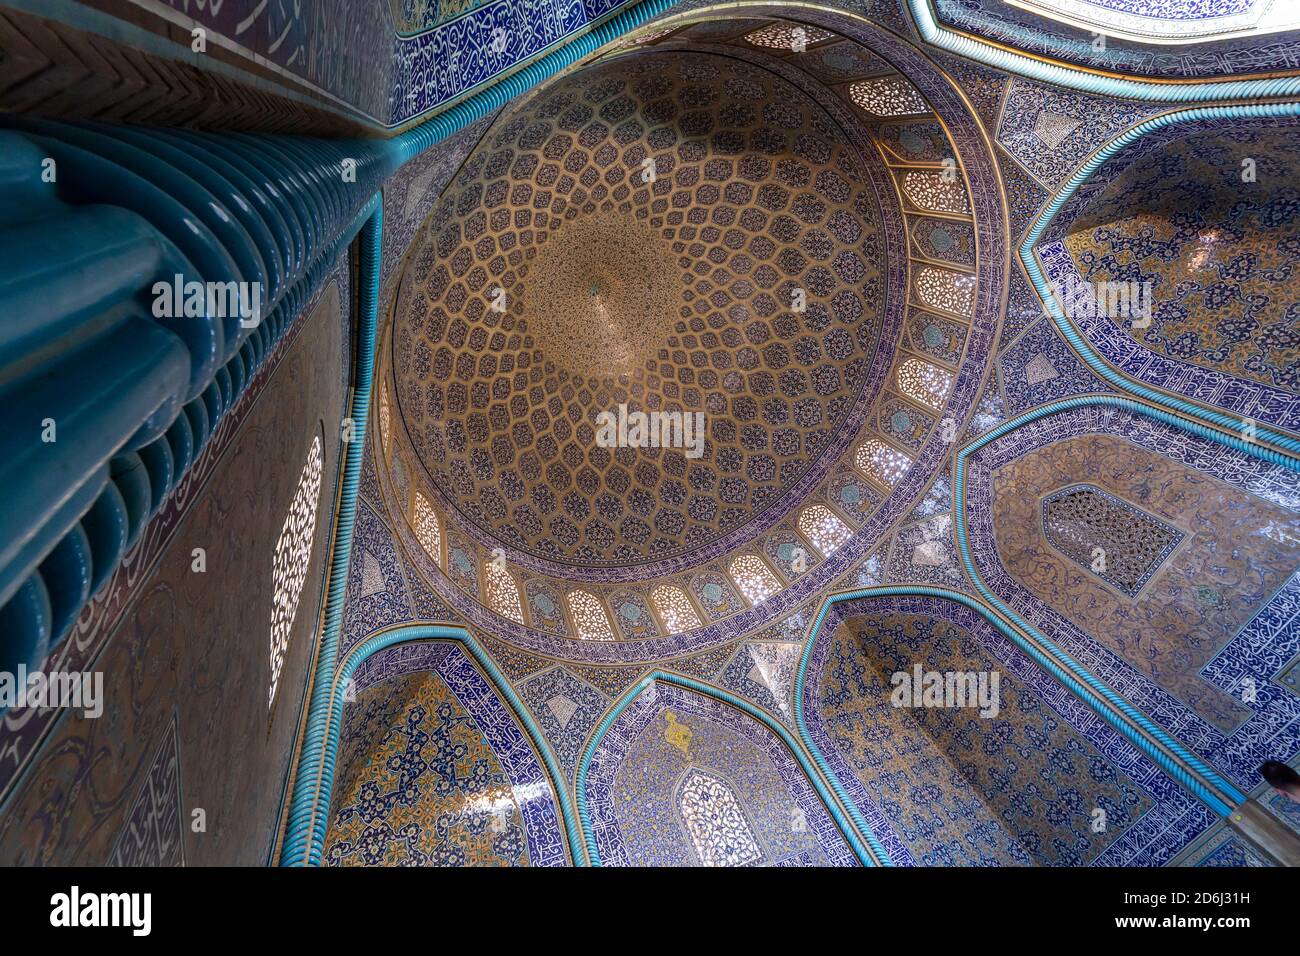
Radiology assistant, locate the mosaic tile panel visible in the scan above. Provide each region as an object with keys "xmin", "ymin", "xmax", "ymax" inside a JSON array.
[
  {"xmin": 933, "ymin": 0, "xmax": 1300, "ymax": 78},
  {"xmin": 803, "ymin": 596, "xmax": 1219, "ymax": 867},
  {"xmin": 996, "ymin": 78, "xmax": 1156, "ymax": 189},
  {"xmin": 108, "ymin": 719, "xmax": 184, "ymax": 868},
  {"xmin": 608, "ymin": 588, "xmax": 661, "ymax": 640},
  {"xmin": 906, "ymin": 309, "xmax": 968, "ymax": 370},
  {"xmin": 1048, "ymin": 129, "xmax": 1300, "ymax": 427},
  {"xmin": 874, "ymin": 121, "xmax": 952, "ymax": 164},
  {"xmin": 332, "ymin": 642, "xmax": 568, "ymax": 866},
  {"xmin": 326, "ymin": 669, "xmax": 534, "ymax": 866},
  {"xmin": 885, "ymin": 514, "xmax": 966, "ymax": 590},
  {"xmin": 999, "ymin": 316, "xmax": 1109, "ymax": 414},
  {"xmin": 1172, "ymin": 823, "xmax": 1273, "ymax": 867},
  {"xmin": 571, "ymin": 664, "xmax": 648, "ymax": 699},
  {"xmin": 391, "ymin": 0, "xmax": 638, "ymax": 124},
  {"xmin": 520, "ymin": 667, "xmax": 607, "ymax": 774},
  {"xmin": 989, "ymin": 429, "xmax": 1296, "ymax": 732},
  {"xmin": 910, "ymin": 216, "xmax": 976, "ymax": 268},
  {"xmin": 524, "ymin": 579, "xmax": 570, "ymax": 636},
  {"xmin": 879, "ymin": 393, "xmax": 937, "ymax": 452},
  {"xmin": 720, "ymin": 641, "xmax": 803, "ymax": 724},
  {"xmin": 666, "ymin": 642, "xmax": 741, "ymax": 682},
  {"xmin": 583, "ymin": 681, "xmax": 857, "ymax": 866},
  {"xmin": 341, "ymin": 503, "xmax": 414, "ymax": 654},
  {"xmin": 764, "ymin": 524, "xmax": 820, "ymax": 580},
  {"xmin": 965, "ymin": 404, "xmax": 1300, "ymax": 790},
  {"xmin": 825, "ymin": 465, "xmax": 883, "ymax": 522}
]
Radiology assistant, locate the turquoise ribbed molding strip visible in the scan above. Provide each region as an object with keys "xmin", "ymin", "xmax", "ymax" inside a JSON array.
[
  {"xmin": 1020, "ymin": 103, "xmax": 1300, "ymax": 465},
  {"xmin": 283, "ymin": 624, "xmax": 586, "ymax": 867},
  {"xmin": 278, "ymin": 198, "xmax": 382, "ymax": 867},
  {"xmin": 950, "ymin": 396, "xmax": 1269, "ymax": 816},
  {"xmin": 907, "ymin": 0, "xmax": 1300, "ymax": 101},
  {"xmin": 573, "ymin": 670, "xmax": 890, "ymax": 866},
  {"xmin": 794, "ymin": 581, "xmax": 1244, "ymax": 827}
]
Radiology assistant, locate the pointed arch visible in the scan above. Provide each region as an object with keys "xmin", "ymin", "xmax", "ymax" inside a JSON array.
[
  {"xmin": 575, "ymin": 671, "xmax": 885, "ymax": 866},
  {"xmin": 566, "ymin": 589, "xmax": 614, "ymax": 641},
  {"xmin": 483, "ymin": 559, "xmax": 525, "ymax": 624},
  {"xmin": 650, "ymin": 584, "xmax": 703, "ymax": 633},
  {"xmin": 281, "ymin": 623, "xmax": 582, "ymax": 866},
  {"xmin": 727, "ymin": 554, "xmax": 782, "ymax": 605},
  {"xmin": 797, "ymin": 504, "xmax": 852, "ymax": 557}
]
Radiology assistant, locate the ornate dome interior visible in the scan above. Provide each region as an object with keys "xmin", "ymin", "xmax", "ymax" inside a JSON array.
[
  {"xmin": 1, "ymin": 0, "xmax": 1298, "ymax": 882},
  {"xmin": 391, "ymin": 46, "xmax": 894, "ymax": 569}
]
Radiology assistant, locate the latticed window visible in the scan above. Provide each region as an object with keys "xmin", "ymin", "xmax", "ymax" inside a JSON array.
[
  {"xmin": 678, "ymin": 769, "xmax": 764, "ymax": 867},
  {"xmin": 651, "ymin": 585, "xmax": 702, "ymax": 633},
  {"xmin": 378, "ymin": 381, "xmax": 391, "ymax": 460},
  {"xmin": 483, "ymin": 559, "xmax": 524, "ymax": 624},
  {"xmin": 896, "ymin": 357, "xmax": 953, "ymax": 411},
  {"xmin": 744, "ymin": 23, "xmax": 833, "ymax": 50},
  {"xmin": 413, "ymin": 492, "xmax": 443, "ymax": 568},
  {"xmin": 901, "ymin": 170, "xmax": 969, "ymax": 214},
  {"xmin": 728, "ymin": 554, "xmax": 782, "ymax": 605},
  {"xmin": 269, "ymin": 434, "xmax": 324, "ymax": 708},
  {"xmin": 855, "ymin": 438, "xmax": 911, "ymax": 487},
  {"xmin": 915, "ymin": 266, "xmax": 975, "ymax": 316},
  {"xmin": 798, "ymin": 505, "xmax": 852, "ymax": 556},
  {"xmin": 848, "ymin": 76, "xmax": 928, "ymax": 116},
  {"xmin": 567, "ymin": 589, "xmax": 614, "ymax": 640}
]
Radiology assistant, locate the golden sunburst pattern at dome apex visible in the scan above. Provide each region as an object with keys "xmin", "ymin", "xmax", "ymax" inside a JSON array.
[
  {"xmin": 522, "ymin": 210, "xmax": 681, "ymax": 378},
  {"xmin": 391, "ymin": 50, "xmax": 890, "ymax": 566}
]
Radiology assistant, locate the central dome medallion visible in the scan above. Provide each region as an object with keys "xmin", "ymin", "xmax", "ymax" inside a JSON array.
[{"xmin": 392, "ymin": 49, "xmax": 890, "ymax": 567}]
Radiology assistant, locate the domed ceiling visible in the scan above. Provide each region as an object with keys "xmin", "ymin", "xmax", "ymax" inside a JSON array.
[
  {"xmin": 393, "ymin": 49, "xmax": 889, "ymax": 568},
  {"xmin": 378, "ymin": 13, "xmax": 1005, "ymax": 660}
]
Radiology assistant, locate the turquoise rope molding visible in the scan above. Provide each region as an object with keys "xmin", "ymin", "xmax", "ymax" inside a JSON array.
[
  {"xmin": 950, "ymin": 395, "xmax": 1273, "ymax": 817},
  {"xmin": 284, "ymin": 624, "xmax": 586, "ymax": 867},
  {"xmin": 279, "ymin": 198, "xmax": 382, "ymax": 867},
  {"xmin": 906, "ymin": 0, "xmax": 1300, "ymax": 101},
  {"xmin": 573, "ymin": 670, "xmax": 890, "ymax": 866},
  {"xmin": 1021, "ymin": 103, "xmax": 1300, "ymax": 463}
]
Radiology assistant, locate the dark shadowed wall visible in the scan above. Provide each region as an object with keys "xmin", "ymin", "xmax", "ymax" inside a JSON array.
[{"xmin": 0, "ymin": 277, "xmax": 349, "ymax": 866}]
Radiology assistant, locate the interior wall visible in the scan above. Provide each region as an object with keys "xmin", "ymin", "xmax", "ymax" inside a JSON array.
[{"xmin": 0, "ymin": 274, "xmax": 350, "ymax": 866}]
